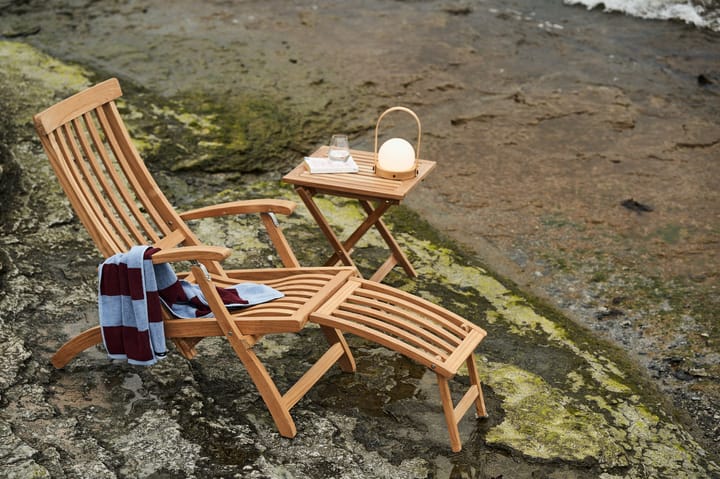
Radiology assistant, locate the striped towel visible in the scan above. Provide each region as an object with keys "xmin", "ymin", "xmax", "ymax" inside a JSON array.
[{"xmin": 98, "ymin": 245, "xmax": 284, "ymax": 366}]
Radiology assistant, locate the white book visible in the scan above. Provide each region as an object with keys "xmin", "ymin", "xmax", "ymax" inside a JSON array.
[{"xmin": 304, "ymin": 156, "xmax": 359, "ymax": 174}]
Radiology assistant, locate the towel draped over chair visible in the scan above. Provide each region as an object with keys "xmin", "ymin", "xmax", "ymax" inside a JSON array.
[{"xmin": 98, "ymin": 245, "xmax": 283, "ymax": 365}]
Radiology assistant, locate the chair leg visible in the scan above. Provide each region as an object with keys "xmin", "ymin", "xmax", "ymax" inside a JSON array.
[
  {"xmin": 436, "ymin": 354, "xmax": 488, "ymax": 453},
  {"xmin": 227, "ymin": 336, "xmax": 298, "ymax": 438},
  {"xmin": 437, "ymin": 374, "xmax": 463, "ymax": 453},
  {"xmin": 51, "ymin": 326, "xmax": 103, "ymax": 368},
  {"xmin": 191, "ymin": 266, "xmax": 297, "ymax": 437},
  {"xmin": 466, "ymin": 353, "xmax": 487, "ymax": 418},
  {"xmin": 171, "ymin": 338, "xmax": 199, "ymax": 360},
  {"xmin": 320, "ymin": 326, "xmax": 356, "ymax": 373}
]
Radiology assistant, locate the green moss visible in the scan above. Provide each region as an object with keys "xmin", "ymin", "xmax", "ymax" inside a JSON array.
[
  {"xmin": 0, "ymin": 41, "xmax": 93, "ymax": 234},
  {"xmin": 590, "ymin": 270, "xmax": 609, "ymax": 282},
  {"xmin": 0, "ymin": 75, "xmax": 22, "ymax": 215},
  {"xmin": 479, "ymin": 361, "xmax": 625, "ymax": 464},
  {"xmin": 159, "ymin": 92, "xmax": 303, "ymax": 173},
  {"xmin": 650, "ymin": 224, "xmax": 684, "ymax": 244},
  {"xmin": 472, "ymin": 357, "xmax": 718, "ymax": 475},
  {"xmin": 396, "ymin": 231, "xmax": 716, "ymax": 474},
  {"xmin": 0, "ymin": 41, "xmax": 90, "ymax": 103},
  {"xmin": 111, "ymin": 86, "xmax": 308, "ymax": 175}
]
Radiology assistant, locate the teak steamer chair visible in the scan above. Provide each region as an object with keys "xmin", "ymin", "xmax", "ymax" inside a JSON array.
[{"xmin": 34, "ymin": 78, "xmax": 487, "ymax": 452}]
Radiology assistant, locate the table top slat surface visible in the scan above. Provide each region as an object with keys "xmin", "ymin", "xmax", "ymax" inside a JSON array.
[{"xmin": 282, "ymin": 147, "xmax": 436, "ymax": 201}]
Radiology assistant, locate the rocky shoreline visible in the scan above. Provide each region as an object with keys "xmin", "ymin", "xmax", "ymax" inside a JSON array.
[{"xmin": 1, "ymin": 1, "xmax": 718, "ymax": 477}]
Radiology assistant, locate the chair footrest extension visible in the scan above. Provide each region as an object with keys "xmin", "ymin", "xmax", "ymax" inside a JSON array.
[{"xmin": 310, "ymin": 277, "xmax": 488, "ymax": 452}]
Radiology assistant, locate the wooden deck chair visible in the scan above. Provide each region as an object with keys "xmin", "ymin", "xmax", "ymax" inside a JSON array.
[
  {"xmin": 34, "ymin": 78, "xmax": 487, "ymax": 452},
  {"xmin": 33, "ymin": 78, "xmax": 357, "ymax": 440}
]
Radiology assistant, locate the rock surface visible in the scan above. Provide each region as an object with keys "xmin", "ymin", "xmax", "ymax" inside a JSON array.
[{"xmin": 0, "ymin": 0, "xmax": 719, "ymax": 477}]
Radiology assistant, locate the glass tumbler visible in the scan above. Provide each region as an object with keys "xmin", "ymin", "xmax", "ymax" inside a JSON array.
[{"xmin": 328, "ymin": 134, "xmax": 350, "ymax": 162}]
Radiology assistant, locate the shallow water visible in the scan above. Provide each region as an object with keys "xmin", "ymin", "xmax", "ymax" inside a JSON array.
[{"xmin": 566, "ymin": 0, "xmax": 720, "ymax": 31}]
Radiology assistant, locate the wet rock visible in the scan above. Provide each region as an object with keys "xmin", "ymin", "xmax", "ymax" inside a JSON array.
[
  {"xmin": 0, "ymin": 2, "xmax": 719, "ymax": 477},
  {"xmin": 3, "ymin": 384, "xmax": 55, "ymax": 421},
  {"xmin": 0, "ymin": 85, "xmax": 22, "ymax": 220},
  {"xmin": 106, "ymin": 409, "xmax": 202, "ymax": 477},
  {"xmin": 442, "ymin": 3, "xmax": 473, "ymax": 15},
  {"xmin": 0, "ymin": 23, "xmax": 41, "ymax": 38},
  {"xmin": 621, "ymin": 198, "xmax": 653, "ymax": 213},
  {"xmin": 697, "ymin": 73, "xmax": 713, "ymax": 86},
  {"xmin": 595, "ymin": 307, "xmax": 624, "ymax": 319},
  {"xmin": 0, "ymin": 329, "xmax": 32, "ymax": 392},
  {"xmin": 0, "ymin": 419, "xmax": 50, "ymax": 478},
  {"xmin": 674, "ymin": 369, "xmax": 697, "ymax": 381}
]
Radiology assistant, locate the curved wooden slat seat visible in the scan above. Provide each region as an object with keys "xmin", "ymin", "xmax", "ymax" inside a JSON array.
[
  {"xmin": 311, "ymin": 277, "xmax": 487, "ymax": 452},
  {"xmin": 51, "ymin": 267, "xmax": 356, "ymax": 369}
]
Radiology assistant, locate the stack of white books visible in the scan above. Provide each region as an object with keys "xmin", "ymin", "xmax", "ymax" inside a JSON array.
[{"xmin": 304, "ymin": 156, "xmax": 359, "ymax": 174}]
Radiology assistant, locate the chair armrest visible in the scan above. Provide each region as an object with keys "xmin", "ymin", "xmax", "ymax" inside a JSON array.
[
  {"xmin": 179, "ymin": 199, "xmax": 296, "ymax": 221},
  {"xmin": 150, "ymin": 246, "xmax": 232, "ymax": 264},
  {"xmin": 179, "ymin": 198, "xmax": 301, "ymax": 268}
]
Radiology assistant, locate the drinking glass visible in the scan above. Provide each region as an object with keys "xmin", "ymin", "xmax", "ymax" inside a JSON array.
[{"xmin": 328, "ymin": 134, "xmax": 350, "ymax": 162}]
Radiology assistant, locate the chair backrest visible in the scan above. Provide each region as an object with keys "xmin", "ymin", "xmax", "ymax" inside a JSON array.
[{"xmin": 33, "ymin": 78, "xmax": 201, "ymax": 259}]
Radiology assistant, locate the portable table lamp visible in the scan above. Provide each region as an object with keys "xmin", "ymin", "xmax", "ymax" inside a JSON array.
[{"xmin": 373, "ymin": 106, "xmax": 421, "ymax": 180}]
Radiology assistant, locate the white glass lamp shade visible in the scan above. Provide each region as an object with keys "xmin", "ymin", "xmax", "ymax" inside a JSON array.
[
  {"xmin": 375, "ymin": 137, "xmax": 418, "ymax": 179},
  {"xmin": 373, "ymin": 106, "xmax": 422, "ymax": 180},
  {"xmin": 378, "ymin": 138, "xmax": 416, "ymax": 173}
]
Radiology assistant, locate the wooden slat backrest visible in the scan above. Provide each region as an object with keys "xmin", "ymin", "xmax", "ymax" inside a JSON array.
[{"xmin": 33, "ymin": 78, "xmax": 201, "ymax": 259}]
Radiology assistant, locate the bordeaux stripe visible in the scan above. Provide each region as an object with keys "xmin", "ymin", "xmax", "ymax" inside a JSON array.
[
  {"xmin": 189, "ymin": 296, "xmax": 211, "ymax": 317},
  {"xmin": 217, "ymin": 287, "xmax": 248, "ymax": 305},
  {"xmin": 146, "ymin": 291, "xmax": 163, "ymax": 323},
  {"xmin": 103, "ymin": 325, "xmax": 154, "ymax": 361},
  {"xmin": 121, "ymin": 327, "xmax": 153, "ymax": 361},
  {"xmin": 100, "ymin": 263, "xmax": 152, "ymax": 300},
  {"xmin": 102, "ymin": 325, "xmax": 125, "ymax": 354},
  {"xmin": 127, "ymin": 267, "xmax": 145, "ymax": 300},
  {"xmin": 100, "ymin": 263, "xmax": 131, "ymax": 296},
  {"xmin": 158, "ymin": 280, "xmax": 187, "ymax": 304}
]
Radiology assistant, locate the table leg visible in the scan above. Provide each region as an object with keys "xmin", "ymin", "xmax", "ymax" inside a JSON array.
[
  {"xmin": 295, "ymin": 187, "xmax": 417, "ymax": 282},
  {"xmin": 324, "ymin": 200, "xmax": 391, "ymax": 267},
  {"xmin": 359, "ymin": 200, "xmax": 417, "ymax": 280},
  {"xmin": 295, "ymin": 186, "xmax": 355, "ymax": 268}
]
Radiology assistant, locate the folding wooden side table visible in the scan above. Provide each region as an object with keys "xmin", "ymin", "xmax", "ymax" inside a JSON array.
[{"xmin": 283, "ymin": 146, "xmax": 436, "ymax": 282}]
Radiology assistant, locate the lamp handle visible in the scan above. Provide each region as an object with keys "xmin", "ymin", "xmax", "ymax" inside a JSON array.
[{"xmin": 373, "ymin": 106, "xmax": 422, "ymax": 160}]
